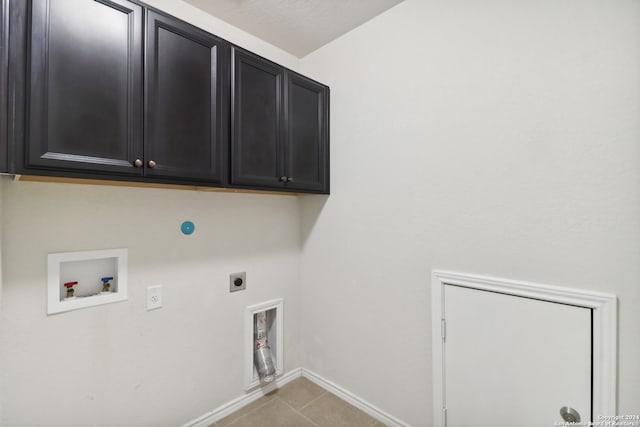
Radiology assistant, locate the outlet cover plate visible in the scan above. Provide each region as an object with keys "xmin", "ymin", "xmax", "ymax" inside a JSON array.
[
  {"xmin": 230, "ymin": 272, "xmax": 246, "ymax": 292},
  {"xmin": 146, "ymin": 285, "xmax": 162, "ymax": 310}
]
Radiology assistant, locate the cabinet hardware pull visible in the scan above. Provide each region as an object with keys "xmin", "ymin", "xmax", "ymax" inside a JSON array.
[
  {"xmin": 134, "ymin": 159, "xmax": 143, "ymax": 168},
  {"xmin": 148, "ymin": 160, "xmax": 157, "ymax": 169},
  {"xmin": 287, "ymin": 177, "xmax": 294, "ymax": 182},
  {"xmin": 279, "ymin": 176, "xmax": 288, "ymax": 182}
]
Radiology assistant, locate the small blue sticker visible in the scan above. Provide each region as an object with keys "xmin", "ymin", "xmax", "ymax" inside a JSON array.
[{"xmin": 181, "ymin": 221, "xmax": 195, "ymax": 235}]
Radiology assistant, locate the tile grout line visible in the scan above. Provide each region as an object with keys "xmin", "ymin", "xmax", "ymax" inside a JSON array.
[
  {"xmin": 222, "ymin": 379, "xmax": 326, "ymax": 427},
  {"xmin": 296, "ymin": 409, "xmax": 321, "ymax": 427},
  {"xmin": 215, "ymin": 379, "xmax": 383, "ymax": 427},
  {"xmin": 297, "ymin": 390, "xmax": 329, "ymax": 412},
  {"xmin": 275, "ymin": 396, "xmax": 320, "ymax": 427}
]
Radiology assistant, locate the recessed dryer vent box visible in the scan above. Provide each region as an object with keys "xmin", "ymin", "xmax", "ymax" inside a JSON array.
[
  {"xmin": 47, "ymin": 248, "xmax": 128, "ymax": 314},
  {"xmin": 245, "ymin": 298, "xmax": 283, "ymax": 390}
]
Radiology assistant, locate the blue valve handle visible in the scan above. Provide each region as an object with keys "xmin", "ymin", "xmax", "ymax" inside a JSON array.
[{"xmin": 101, "ymin": 277, "xmax": 114, "ymax": 283}]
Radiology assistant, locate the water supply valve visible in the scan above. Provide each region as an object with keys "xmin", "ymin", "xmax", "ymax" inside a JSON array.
[
  {"xmin": 101, "ymin": 276, "xmax": 114, "ymax": 293},
  {"xmin": 64, "ymin": 281, "xmax": 78, "ymax": 299}
]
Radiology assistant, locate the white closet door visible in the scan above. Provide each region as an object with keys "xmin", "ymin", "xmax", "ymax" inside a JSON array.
[{"xmin": 443, "ymin": 284, "xmax": 591, "ymax": 426}]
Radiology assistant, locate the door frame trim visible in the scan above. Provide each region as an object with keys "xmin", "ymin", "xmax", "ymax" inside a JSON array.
[{"xmin": 431, "ymin": 270, "xmax": 617, "ymax": 426}]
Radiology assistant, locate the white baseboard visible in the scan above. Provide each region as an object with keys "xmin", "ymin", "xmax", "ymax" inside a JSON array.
[
  {"xmin": 301, "ymin": 369, "xmax": 410, "ymax": 427},
  {"xmin": 183, "ymin": 367, "xmax": 409, "ymax": 427},
  {"xmin": 182, "ymin": 368, "xmax": 302, "ymax": 427}
]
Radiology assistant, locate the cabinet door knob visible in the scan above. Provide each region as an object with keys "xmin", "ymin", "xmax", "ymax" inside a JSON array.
[
  {"xmin": 287, "ymin": 177, "xmax": 294, "ymax": 182},
  {"xmin": 148, "ymin": 160, "xmax": 157, "ymax": 169},
  {"xmin": 280, "ymin": 176, "xmax": 288, "ymax": 182},
  {"xmin": 134, "ymin": 159, "xmax": 143, "ymax": 168}
]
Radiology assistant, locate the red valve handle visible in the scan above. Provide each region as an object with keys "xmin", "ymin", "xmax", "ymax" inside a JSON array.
[{"xmin": 64, "ymin": 281, "xmax": 78, "ymax": 288}]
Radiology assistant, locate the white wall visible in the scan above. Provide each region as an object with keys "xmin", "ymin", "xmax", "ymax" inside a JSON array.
[
  {"xmin": 0, "ymin": 180, "xmax": 302, "ymax": 426},
  {"xmin": 299, "ymin": 0, "xmax": 640, "ymax": 425},
  {"xmin": 3, "ymin": 0, "xmax": 640, "ymax": 425},
  {"xmin": 0, "ymin": 1, "xmax": 303, "ymax": 426}
]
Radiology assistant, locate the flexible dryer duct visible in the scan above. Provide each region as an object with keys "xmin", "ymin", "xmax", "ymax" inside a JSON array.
[{"xmin": 254, "ymin": 311, "xmax": 276, "ymax": 382}]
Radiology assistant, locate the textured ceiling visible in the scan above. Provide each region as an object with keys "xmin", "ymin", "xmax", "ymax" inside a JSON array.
[{"xmin": 182, "ymin": 0, "xmax": 405, "ymax": 57}]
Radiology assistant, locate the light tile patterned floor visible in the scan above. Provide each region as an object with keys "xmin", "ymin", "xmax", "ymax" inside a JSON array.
[{"xmin": 209, "ymin": 377, "xmax": 386, "ymax": 427}]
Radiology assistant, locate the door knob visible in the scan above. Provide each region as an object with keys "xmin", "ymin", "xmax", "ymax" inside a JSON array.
[
  {"xmin": 560, "ymin": 407, "xmax": 580, "ymax": 423},
  {"xmin": 133, "ymin": 159, "xmax": 143, "ymax": 168},
  {"xmin": 148, "ymin": 160, "xmax": 157, "ymax": 169},
  {"xmin": 286, "ymin": 177, "xmax": 294, "ymax": 182},
  {"xmin": 279, "ymin": 176, "xmax": 287, "ymax": 182}
]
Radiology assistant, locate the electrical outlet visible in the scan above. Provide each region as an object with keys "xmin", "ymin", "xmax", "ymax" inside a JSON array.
[
  {"xmin": 230, "ymin": 272, "xmax": 246, "ymax": 292},
  {"xmin": 146, "ymin": 285, "xmax": 162, "ymax": 310}
]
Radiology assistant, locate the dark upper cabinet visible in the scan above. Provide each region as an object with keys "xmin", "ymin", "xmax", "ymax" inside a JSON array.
[
  {"xmin": 231, "ymin": 47, "xmax": 329, "ymax": 193},
  {"xmin": 145, "ymin": 10, "xmax": 229, "ymax": 183},
  {"xmin": 231, "ymin": 48, "xmax": 285, "ymax": 189},
  {"xmin": 285, "ymin": 71, "xmax": 329, "ymax": 193},
  {"xmin": 24, "ymin": 0, "xmax": 144, "ymax": 175},
  {"xmin": 7, "ymin": 1, "xmax": 329, "ymax": 194}
]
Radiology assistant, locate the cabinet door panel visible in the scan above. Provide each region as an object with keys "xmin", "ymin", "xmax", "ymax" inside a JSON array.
[
  {"xmin": 145, "ymin": 11, "xmax": 228, "ymax": 182},
  {"xmin": 286, "ymin": 72, "xmax": 329, "ymax": 193},
  {"xmin": 231, "ymin": 48, "xmax": 285, "ymax": 188},
  {"xmin": 28, "ymin": 0, "xmax": 143, "ymax": 174}
]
